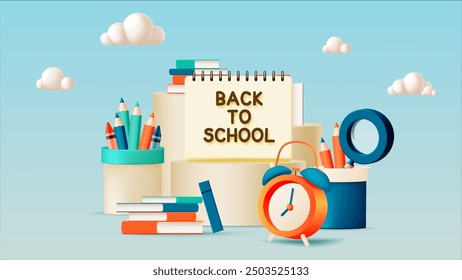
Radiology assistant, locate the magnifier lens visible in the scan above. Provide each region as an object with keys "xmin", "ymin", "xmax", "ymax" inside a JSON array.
[
  {"xmin": 352, "ymin": 120, "xmax": 379, "ymax": 155},
  {"xmin": 339, "ymin": 109, "xmax": 394, "ymax": 164}
]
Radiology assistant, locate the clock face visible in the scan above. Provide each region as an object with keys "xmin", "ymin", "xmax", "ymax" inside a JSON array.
[{"xmin": 268, "ymin": 183, "xmax": 310, "ymax": 232}]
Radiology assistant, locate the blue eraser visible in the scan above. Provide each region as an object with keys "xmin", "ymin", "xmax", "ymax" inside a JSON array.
[{"xmin": 198, "ymin": 180, "xmax": 223, "ymax": 233}]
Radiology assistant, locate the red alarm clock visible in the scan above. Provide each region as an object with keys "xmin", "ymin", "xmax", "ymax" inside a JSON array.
[{"xmin": 258, "ymin": 141, "xmax": 330, "ymax": 247}]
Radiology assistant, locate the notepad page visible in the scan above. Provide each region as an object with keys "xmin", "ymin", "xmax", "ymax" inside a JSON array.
[{"xmin": 184, "ymin": 75, "xmax": 293, "ymax": 161}]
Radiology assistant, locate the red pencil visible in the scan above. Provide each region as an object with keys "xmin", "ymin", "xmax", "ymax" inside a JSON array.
[
  {"xmin": 138, "ymin": 113, "xmax": 155, "ymax": 150},
  {"xmin": 105, "ymin": 122, "xmax": 118, "ymax": 150},
  {"xmin": 332, "ymin": 122, "xmax": 346, "ymax": 168},
  {"xmin": 320, "ymin": 137, "xmax": 334, "ymax": 168}
]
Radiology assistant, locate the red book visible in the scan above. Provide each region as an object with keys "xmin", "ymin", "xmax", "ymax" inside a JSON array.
[
  {"xmin": 121, "ymin": 221, "xmax": 203, "ymax": 234},
  {"xmin": 172, "ymin": 75, "xmax": 187, "ymax": 85}
]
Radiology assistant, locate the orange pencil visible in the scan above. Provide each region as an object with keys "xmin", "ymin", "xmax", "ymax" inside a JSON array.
[
  {"xmin": 138, "ymin": 113, "xmax": 155, "ymax": 150},
  {"xmin": 105, "ymin": 122, "xmax": 118, "ymax": 150},
  {"xmin": 332, "ymin": 122, "xmax": 346, "ymax": 168},
  {"xmin": 320, "ymin": 137, "xmax": 334, "ymax": 168}
]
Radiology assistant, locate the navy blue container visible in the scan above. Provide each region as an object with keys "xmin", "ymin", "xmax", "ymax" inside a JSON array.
[{"xmin": 321, "ymin": 167, "xmax": 369, "ymax": 229}]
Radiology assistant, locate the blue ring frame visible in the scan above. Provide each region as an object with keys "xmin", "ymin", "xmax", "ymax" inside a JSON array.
[{"xmin": 339, "ymin": 109, "xmax": 394, "ymax": 164}]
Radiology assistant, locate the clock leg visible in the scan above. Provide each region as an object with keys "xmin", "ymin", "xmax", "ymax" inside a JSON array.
[
  {"xmin": 301, "ymin": 234, "xmax": 309, "ymax": 247},
  {"xmin": 267, "ymin": 234, "xmax": 275, "ymax": 242}
]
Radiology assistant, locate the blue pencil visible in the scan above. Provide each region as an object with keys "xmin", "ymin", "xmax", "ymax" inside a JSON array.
[
  {"xmin": 118, "ymin": 97, "xmax": 130, "ymax": 140},
  {"xmin": 344, "ymin": 159, "xmax": 355, "ymax": 169},
  {"xmin": 113, "ymin": 113, "xmax": 128, "ymax": 150},
  {"xmin": 150, "ymin": 125, "xmax": 162, "ymax": 150}
]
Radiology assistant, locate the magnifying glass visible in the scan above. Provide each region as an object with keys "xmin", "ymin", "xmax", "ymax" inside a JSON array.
[{"xmin": 339, "ymin": 109, "xmax": 394, "ymax": 165}]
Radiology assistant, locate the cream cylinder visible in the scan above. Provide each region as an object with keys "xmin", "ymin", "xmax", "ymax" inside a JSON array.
[
  {"xmin": 292, "ymin": 123, "xmax": 323, "ymax": 168},
  {"xmin": 153, "ymin": 92, "xmax": 185, "ymax": 196},
  {"xmin": 102, "ymin": 147, "xmax": 164, "ymax": 215},
  {"xmin": 171, "ymin": 160, "xmax": 306, "ymax": 226}
]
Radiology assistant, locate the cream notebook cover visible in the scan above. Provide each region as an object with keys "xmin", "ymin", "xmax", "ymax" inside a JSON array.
[{"xmin": 184, "ymin": 72, "xmax": 292, "ymax": 161}]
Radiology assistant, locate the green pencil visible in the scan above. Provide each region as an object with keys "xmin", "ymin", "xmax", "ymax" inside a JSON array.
[
  {"xmin": 128, "ymin": 101, "xmax": 142, "ymax": 150},
  {"xmin": 118, "ymin": 97, "xmax": 130, "ymax": 140}
]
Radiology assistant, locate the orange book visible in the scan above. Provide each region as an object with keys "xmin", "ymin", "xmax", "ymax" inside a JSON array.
[
  {"xmin": 121, "ymin": 221, "xmax": 203, "ymax": 234},
  {"xmin": 172, "ymin": 75, "xmax": 187, "ymax": 85},
  {"xmin": 128, "ymin": 212, "xmax": 197, "ymax": 221}
]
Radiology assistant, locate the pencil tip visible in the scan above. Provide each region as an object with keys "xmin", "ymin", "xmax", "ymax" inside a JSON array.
[
  {"xmin": 106, "ymin": 122, "xmax": 114, "ymax": 134},
  {"xmin": 135, "ymin": 101, "xmax": 139, "ymax": 107},
  {"xmin": 115, "ymin": 113, "xmax": 119, "ymax": 118},
  {"xmin": 335, "ymin": 122, "xmax": 339, "ymax": 127},
  {"xmin": 150, "ymin": 112, "xmax": 154, "ymax": 118},
  {"xmin": 120, "ymin": 97, "xmax": 124, "ymax": 103},
  {"xmin": 320, "ymin": 137, "xmax": 325, "ymax": 143}
]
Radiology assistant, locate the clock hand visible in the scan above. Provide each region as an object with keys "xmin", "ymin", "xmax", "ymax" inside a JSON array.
[{"xmin": 281, "ymin": 188, "xmax": 295, "ymax": 217}]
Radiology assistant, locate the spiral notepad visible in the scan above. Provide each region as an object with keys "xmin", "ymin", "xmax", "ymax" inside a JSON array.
[{"xmin": 184, "ymin": 71, "xmax": 293, "ymax": 161}]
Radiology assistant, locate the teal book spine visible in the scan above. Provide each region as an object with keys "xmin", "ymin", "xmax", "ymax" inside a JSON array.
[
  {"xmin": 176, "ymin": 197, "xmax": 203, "ymax": 204},
  {"xmin": 176, "ymin": 59, "xmax": 220, "ymax": 69},
  {"xmin": 176, "ymin": 60, "xmax": 195, "ymax": 69}
]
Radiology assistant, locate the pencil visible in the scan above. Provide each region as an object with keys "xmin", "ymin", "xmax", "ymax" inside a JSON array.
[
  {"xmin": 150, "ymin": 125, "xmax": 162, "ymax": 150},
  {"xmin": 113, "ymin": 113, "xmax": 128, "ymax": 150},
  {"xmin": 128, "ymin": 102, "xmax": 142, "ymax": 150},
  {"xmin": 118, "ymin": 97, "xmax": 130, "ymax": 140},
  {"xmin": 344, "ymin": 159, "xmax": 354, "ymax": 169},
  {"xmin": 105, "ymin": 122, "xmax": 118, "ymax": 150},
  {"xmin": 138, "ymin": 113, "xmax": 155, "ymax": 150},
  {"xmin": 320, "ymin": 137, "xmax": 334, "ymax": 168},
  {"xmin": 332, "ymin": 122, "xmax": 346, "ymax": 168}
]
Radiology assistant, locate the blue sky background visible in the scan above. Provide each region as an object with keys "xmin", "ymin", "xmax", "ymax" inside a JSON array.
[{"xmin": 1, "ymin": 1, "xmax": 461, "ymax": 259}]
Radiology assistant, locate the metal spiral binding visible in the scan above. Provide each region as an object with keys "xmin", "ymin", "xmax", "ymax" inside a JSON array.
[{"xmin": 192, "ymin": 71, "xmax": 285, "ymax": 81}]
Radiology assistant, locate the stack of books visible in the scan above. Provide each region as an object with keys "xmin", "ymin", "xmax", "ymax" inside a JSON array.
[
  {"xmin": 117, "ymin": 196, "xmax": 203, "ymax": 234},
  {"xmin": 167, "ymin": 59, "xmax": 225, "ymax": 94}
]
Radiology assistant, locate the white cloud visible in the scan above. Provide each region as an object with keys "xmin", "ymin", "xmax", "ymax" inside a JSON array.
[
  {"xmin": 322, "ymin": 36, "xmax": 350, "ymax": 54},
  {"xmin": 36, "ymin": 67, "xmax": 74, "ymax": 91},
  {"xmin": 100, "ymin": 13, "xmax": 165, "ymax": 46},
  {"xmin": 387, "ymin": 72, "xmax": 437, "ymax": 96}
]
